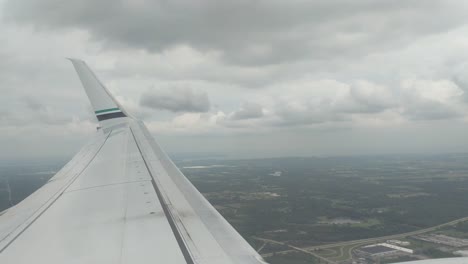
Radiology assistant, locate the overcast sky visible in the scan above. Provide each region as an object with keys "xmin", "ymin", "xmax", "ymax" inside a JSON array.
[{"xmin": 3, "ymin": 1, "xmax": 468, "ymax": 160}]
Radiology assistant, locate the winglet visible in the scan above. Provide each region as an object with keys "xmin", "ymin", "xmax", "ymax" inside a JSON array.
[{"xmin": 68, "ymin": 59, "xmax": 128, "ymax": 121}]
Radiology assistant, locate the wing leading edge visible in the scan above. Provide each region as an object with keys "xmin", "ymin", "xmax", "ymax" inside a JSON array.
[{"xmin": 0, "ymin": 59, "xmax": 266, "ymax": 263}]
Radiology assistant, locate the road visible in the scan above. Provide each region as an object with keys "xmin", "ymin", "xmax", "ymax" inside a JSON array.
[
  {"xmin": 257, "ymin": 215, "xmax": 468, "ymax": 261},
  {"xmin": 253, "ymin": 236, "xmax": 337, "ymax": 264}
]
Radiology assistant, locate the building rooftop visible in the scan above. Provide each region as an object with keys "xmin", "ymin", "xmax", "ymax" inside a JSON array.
[{"xmin": 359, "ymin": 245, "xmax": 397, "ymax": 255}]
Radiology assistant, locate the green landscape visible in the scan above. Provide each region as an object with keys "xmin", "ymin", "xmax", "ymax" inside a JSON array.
[
  {"xmin": 177, "ymin": 154, "xmax": 468, "ymax": 263},
  {"xmin": 4, "ymin": 154, "xmax": 468, "ymax": 263}
]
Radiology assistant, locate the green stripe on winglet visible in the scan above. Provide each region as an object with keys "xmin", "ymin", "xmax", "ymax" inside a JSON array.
[{"xmin": 95, "ymin": 107, "xmax": 120, "ymax": 114}]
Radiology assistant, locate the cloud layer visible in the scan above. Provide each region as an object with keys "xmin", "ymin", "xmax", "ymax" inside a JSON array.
[
  {"xmin": 5, "ymin": 0, "xmax": 468, "ymax": 66},
  {"xmin": 140, "ymin": 86, "xmax": 210, "ymax": 113},
  {"xmin": 3, "ymin": 1, "xmax": 468, "ymax": 158}
]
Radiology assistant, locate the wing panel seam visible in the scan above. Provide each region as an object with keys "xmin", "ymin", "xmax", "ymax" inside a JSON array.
[{"xmin": 64, "ymin": 179, "xmax": 150, "ymax": 194}]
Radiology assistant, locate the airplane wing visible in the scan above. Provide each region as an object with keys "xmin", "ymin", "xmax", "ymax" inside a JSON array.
[
  {"xmin": 1, "ymin": 60, "xmax": 466, "ymax": 264},
  {"xmin": 0, "ymin": 59, "xmax": 267, "ymax": 264}
]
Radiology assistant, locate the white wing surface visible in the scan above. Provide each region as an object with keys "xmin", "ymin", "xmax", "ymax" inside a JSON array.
[{"xmin": 0, "ymin": 59, "xmax": 266, "ymax": 264}]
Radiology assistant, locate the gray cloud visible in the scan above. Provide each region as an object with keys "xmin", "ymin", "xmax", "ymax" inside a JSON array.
[
  {"xmin": 223, "ymin": 79, "xmax": 466, "ymax": 127},
  {"xmin": 0, "ymin": 96, "xmax": 74, "ymax": 126},
  {"xmin": 398, "ymin": 79, "xmax": 464, "ymax": 121},
  {"xmin": 403, "ymin": 100, "xmax": 461, "ymax": 121},
  {"xmin": 4, "ymin": 1, "xmax": 468, "ymax": 66},
  {"xmin": 23, "ymin": 96, "xmax": 45, "ymax": 111},
  {"xmin": 347, "ymin": 81, "xmax": 396, "ymax": 113},
  {"xmin": 229, "ymin": 102, "xmax": 264, "ymax": 120},
  {"xmin": 140, "ymin": 86, "xmax": 210, "ymax": 113},
  {"xmin": 451, "ymin": 76, "xmax": 468, "ymax": 103}
]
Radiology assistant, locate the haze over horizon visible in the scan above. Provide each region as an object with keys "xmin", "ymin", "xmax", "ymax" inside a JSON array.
[{"xmin": 3, "ymin": 1, "xmax": 468, "ymax": 159}]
